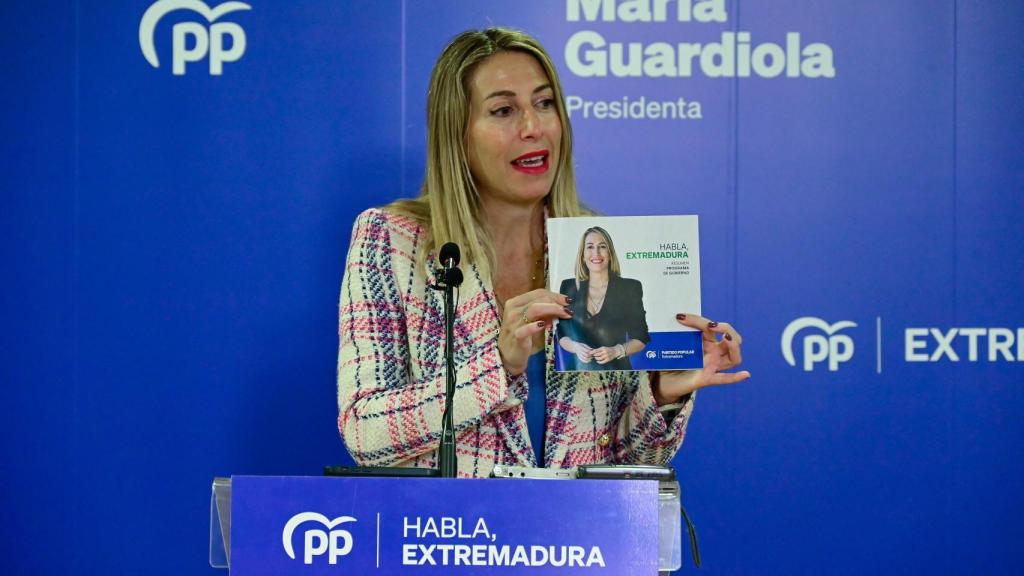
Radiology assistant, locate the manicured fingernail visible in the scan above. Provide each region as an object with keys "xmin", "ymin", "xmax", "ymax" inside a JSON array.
[
  {"xmin": 708, "ymin": 321, "xmax": 719, "ymax": 328},
  {"xmin": 565, "ymin": 296, "xmax": 574, "ymax": 304},
  {"xmin": 563, "ymin": 306, "xmax": 573, "ymax": 315},
  {"xmin": 536, "ymin": 321, "xmax": 545, "ymax": 327},
  {"xmin": 725, "ymin": 333, "xmax": 733, "ymax": 341},
  {"xmin": 676, "ymin": 314, "xmax": 686, "ymax": 320}
]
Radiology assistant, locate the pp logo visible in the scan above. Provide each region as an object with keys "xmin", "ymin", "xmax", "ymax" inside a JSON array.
[
  {"xmin": 645, "ymin": 350, "xmax": 657, "ymax": 359},
  {"xmin": 139, "ymin": 0, "xmax": 251, "ymax": 75},
  {"xmin": 282, "ymin": 512, "xmax": 357, "ymax": 565},
  {"xmin": 781, "ymin": 317, "xmax": 857, "ymax": 372}
]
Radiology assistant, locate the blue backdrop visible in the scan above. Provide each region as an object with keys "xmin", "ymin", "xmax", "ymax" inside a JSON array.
[{"xmin": 3, "ymin": 1, "xmax": 1022, "ymax": 574}]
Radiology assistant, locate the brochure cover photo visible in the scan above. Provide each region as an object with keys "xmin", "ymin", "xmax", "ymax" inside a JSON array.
[{"xmin": 547, "ymin": 215, "xmax": 702, "ymax": 372}]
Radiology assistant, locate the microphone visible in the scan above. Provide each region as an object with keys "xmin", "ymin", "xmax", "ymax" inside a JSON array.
[
  {"xmin": 439, "ymin": 242, "xmax": 460, "ymax": 268},
  {"xmin": 437, "ymin": 242, "xmax": 463, "ymax": 287}
]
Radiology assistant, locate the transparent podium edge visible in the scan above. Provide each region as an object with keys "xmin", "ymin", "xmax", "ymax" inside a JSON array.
[
  {"xmin": 209, "ymin": 476, "xmax": 682, "ymax": 571},
  {"xmin": 209, "ymin": 477, "xmax": 231, "ymax": 569}
]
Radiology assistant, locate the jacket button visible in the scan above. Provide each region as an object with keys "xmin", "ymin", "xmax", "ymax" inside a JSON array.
[{"xmin": 597, "ymin": 433, "xmax": 611, "ymax": 447}]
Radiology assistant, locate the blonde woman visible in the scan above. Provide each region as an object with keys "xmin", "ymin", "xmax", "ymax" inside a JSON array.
[
  {"xmin": 557, "ymin": 226, "xmax": 649, "ymax": 371},
  {"xmin": 337, "ymin": 28, "xmax": 749, "ymax": 477}
]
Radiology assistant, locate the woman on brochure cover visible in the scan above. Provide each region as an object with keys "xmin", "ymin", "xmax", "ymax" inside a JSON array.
[{"xmin": 557, "ymin": 226, "xmax": 650, "ymax": 371}]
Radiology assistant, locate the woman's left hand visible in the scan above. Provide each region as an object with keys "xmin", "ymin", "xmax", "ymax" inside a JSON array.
[{"xmin": 652, "ymin": 314, "xmax": 750, "ymax": 404}]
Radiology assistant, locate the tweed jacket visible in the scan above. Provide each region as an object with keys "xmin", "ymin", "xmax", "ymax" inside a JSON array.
[{"xmin": 337, "ymin": 208, "xmax": 695, "ymax": 478}]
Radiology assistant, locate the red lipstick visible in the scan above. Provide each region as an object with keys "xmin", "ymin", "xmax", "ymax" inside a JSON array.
[{"xmin": 510, "ymin": 149, "xmax": 550, "ymax": 174}]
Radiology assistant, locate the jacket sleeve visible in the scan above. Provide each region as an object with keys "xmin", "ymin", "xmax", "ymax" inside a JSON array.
[
  {"xmin": 622, "ymin": 278, "xmax": 651, "ymax": 344},
  {"xmin": 555, "ymin": 278, "xmax": 580, "ymax": 342},
  {"xmin": 611, "ymin": 372, "xmax": 696, "ymax": 465},
  {"xmin": 336, "ymin": 209, "xmax": 527, "ymax": 467}
]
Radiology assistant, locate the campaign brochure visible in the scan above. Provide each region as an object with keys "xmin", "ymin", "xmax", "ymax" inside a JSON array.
[{"xmin": 547, "ymin": 215, "xmax": 702, "ymax": 372}]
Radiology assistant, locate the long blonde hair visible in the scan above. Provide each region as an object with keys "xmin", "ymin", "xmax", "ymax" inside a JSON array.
[{"xmin": 388, "ymin": 27, "xmax": 586, "ymax": 279}]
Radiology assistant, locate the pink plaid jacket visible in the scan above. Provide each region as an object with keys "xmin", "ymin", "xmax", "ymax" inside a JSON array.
[{"xmin": 337, "ymin": 208, "xmax": 695, "ymax": 478}]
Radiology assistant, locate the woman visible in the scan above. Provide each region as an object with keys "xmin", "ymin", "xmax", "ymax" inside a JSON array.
[
  {"xmin": 557, "ymin": 227, "xmax": 649, "ymax": 371},
  {"xmin": 337, "ymin": 28, "xmax": 749, "ymax": 477}
]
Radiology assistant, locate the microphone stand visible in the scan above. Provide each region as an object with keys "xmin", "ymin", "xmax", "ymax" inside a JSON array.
[
  {"xmin": 439, "ymin": 276, "xmax": 457, "ymax": 478},
  {"xmin": 433, "ymin": 246, "xmax": 463, "ymax": 478}
]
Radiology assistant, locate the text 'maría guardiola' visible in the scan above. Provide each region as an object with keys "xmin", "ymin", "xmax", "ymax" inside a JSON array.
[{"xmin": 563, "ymin": 0, "xmax": 836, "ymax": 79}]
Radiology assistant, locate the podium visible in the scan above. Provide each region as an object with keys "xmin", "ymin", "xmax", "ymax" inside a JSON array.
[{"xmin": 211, "ymin": 475, "xmax": 686, "ymax": 574}]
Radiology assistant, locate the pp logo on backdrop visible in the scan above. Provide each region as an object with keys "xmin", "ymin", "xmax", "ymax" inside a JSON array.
[
  {"xmin": 139, "ymin": 0, "xmax": 251, "ymax": 75},
  {"xmin": 282, "ymin": 512, "xmax": 357, "ymax": 565},
  {"xmin": 781, "ymin": 317, "xmax": 857, "ymax": 371}
]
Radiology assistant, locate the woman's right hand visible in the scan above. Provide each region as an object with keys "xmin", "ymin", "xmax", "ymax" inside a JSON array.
[
  {"xmin": 499, "ymin": 289, "xmax": 572, "ymax": 376},
  {"xmin": 559, "ymin": 336, "xmax": 593, "ymax": 363},
  {"xmin": 573, "ymin": 341, "xmax": 594, "ymax": 363}
]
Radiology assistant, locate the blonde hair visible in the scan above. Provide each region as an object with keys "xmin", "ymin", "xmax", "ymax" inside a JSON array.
[
  {"xmin": 575, "ymin": 226, "xmax": 621, "ymax": 281},
  {"xmin": 387, "ymin": 27, "xmax": 586, "ymax": 278}
]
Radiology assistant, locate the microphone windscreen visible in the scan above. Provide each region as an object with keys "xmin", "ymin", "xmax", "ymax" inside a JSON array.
[
  {"xmin": 439, "ymin": 242, "xmax": 461, "ymax": 267},
  {"xmin": 446, "ymin": 268, "xmax": 464, "ymax": 287}
]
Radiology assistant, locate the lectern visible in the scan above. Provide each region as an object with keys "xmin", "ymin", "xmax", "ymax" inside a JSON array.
[{"xmin": 210, "ymin": 475, "xmax": 685, "ymax": 574}]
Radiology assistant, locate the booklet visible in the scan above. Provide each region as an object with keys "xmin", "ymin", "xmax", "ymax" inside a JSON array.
[{"xmin": 547, "ymin": 215, "xmax": 703, "ymax": 372}]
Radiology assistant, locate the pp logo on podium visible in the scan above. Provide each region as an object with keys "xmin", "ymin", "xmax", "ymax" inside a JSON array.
[
  {"xmin": 781, "ymin": 317, "xmax": 857, "ymax": 372},
  {"xmin": 139, "ymin": 0, "xmax": 251, "ymax": 75},
  {"xmin": 282, "ymin": 512, "xmax": 358, "ymax": 565}
]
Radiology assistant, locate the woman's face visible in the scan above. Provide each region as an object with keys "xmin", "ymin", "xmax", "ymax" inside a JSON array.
[
  {"xmin": 583, "ymin": 231, "xmax": 610, "ymax": 273},
  {"xmin": 464, "ymin": 51, "xmax": 561, "ymax": 208}
]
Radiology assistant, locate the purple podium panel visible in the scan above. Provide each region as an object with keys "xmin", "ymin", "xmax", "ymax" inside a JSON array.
[{"xmin": 231, "ymin": 476, "xmax": 659, "ymax": 575}]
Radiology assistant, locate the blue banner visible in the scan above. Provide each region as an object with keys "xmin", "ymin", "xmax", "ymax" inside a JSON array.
[
  {"xmin": 231, "ymin": 476, "xmax": 658, "ymax": 575},
  {"xmin": 3, "ymin": 1, "xmax": 1023, "ymax": 575},
  {"xmin": 629, "ymin": 331, "xmax": 704, "ymax": 371}
]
